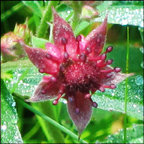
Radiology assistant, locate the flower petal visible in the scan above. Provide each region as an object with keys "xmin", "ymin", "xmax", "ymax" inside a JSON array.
[
  {"xmin": 85, "ymin": 15, "xmax": 108, "ymax": 58},
  {"xmin": 19, "ymin": 41, "xmax": 59, "ymax": 75},
  {"xmin": 100, "ymin": 66, "xmax": 135, "ymax": 85},
  {"xmin": 52, "ymin": 7, "xmax": 77, "ymax": 58},
  {"xmin": 45, "ymin": 42, "xmax": 62, "ymax": 62},
  {"xmin": 26, "ymin": 75, "xmax": 60, "ymax": 102},
  {"xmin": 67, "ymin": 91, "xmax": 92, "ymax": 136}
]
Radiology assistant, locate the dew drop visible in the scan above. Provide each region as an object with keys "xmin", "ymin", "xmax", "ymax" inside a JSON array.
[
  {"xmin": 12, "ymin": 118, "xmax": 17, "ymax": 124},
  {"xmin": 133, "ymin": 104, "xmax": 137, "ymax": 108},
  {"xmin": 12, "ymin": 102, "xmax": 16, "ymax": 107},
  {"xmin": 1, "ymin": 125, "xmax": 7, "ymax": 131},
  {"xmin": 140, "ymin": 62, "xmax": 144, "ymax": 68},
  {"xmin": 140, "ymin": 47, "xmax": 143, "ymax": 53},
  {"xmin": 135, "ymin": 75, "xmax": 143, "ymax": 85}
]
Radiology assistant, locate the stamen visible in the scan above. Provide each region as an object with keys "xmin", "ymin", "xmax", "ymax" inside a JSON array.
[
  {"xmin": 89, "ymin": 97, "xmax": 98, "ymax": 108},
  {"xmin": 85, "ymin": 93, "xmax": 91, "ymax": 98},
  {"xmin": 92, "ymin": 102, "xmax": 98, "ymax": 108},
  {"xmin": 100, "ymin": 54, "xmax": 107, "ymax": 60},
  {"xmin": 61, "ymin": 38, "xmax": 67, "ymax": 54},
  {"xmin": 96, "ymin": 60, "xmax": 106, "ymax": 67},
  {"xmin": 106, "ymin": 73, "xmax": 113, "ymax": 78},
  {"xmin": 76, "ymin": 35, "xmax": 81, "ymax": 54},
  {"xmin": 46, "ymin": 54, "xmax": 52, "ymax": 59},
  {"xmin": 103, "ymin": 84, "xmax": 116, "ymax": 89},
  {"xmin": 59, "ymin": 84, "xmax": 65, "ymax": 94},
  {"xmin": 76, "ymin": 35, "xmax": 82, "ymax": 42},
  {"xmin": 39, "ymin": 69, "xmax": 44, "ymax": 73},
  {"xmin": 50, "ymin": 77, "xmax": 57, "ymax": 82},
  {"xmin": 106, "ymin": 59, "xmax": 113, "ymax": 65},
  {"xmin": 86, "ymin": 47, "xmax": 92, "ymax": 54},
  {"xmin": 100, "ymin": 69, "xmax": 114, "ymax": 73},
  {"xmin": 61, "ymin": 37, "xmax": 68, "ymax": 45},
  {"xmin": 64, "ymin": 52, "xmax": 69, "ymax": 60},
  {"xmin": 114, "ymin": 67, "xmax": 121, "ymax": 72},
  {"xmin": 110, "ymin": 84, "xmax": 116, "ymax": 89},
  {"xmin": 99, "ymin": 86, "xmax": 105, "ymax": 92},
  {"xmin": 53, "ymin": 94, "xmax": 62, "ymax": 105},
  {"xmin": 79, "ymin": 54, "xmax": 86, "ymax": 62},
  {"xmin": 106, "ymin": 46, "xmax": 113, "ymax": 53},
  {"xmin": 60, "ymin": 65, "xmax": 65, "ymax": 72}
]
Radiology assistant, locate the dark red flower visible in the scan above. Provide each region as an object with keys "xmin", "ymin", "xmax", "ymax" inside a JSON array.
[{"xmin": 18, "ymin": 7, "xmax": 133, "ymax": 136}]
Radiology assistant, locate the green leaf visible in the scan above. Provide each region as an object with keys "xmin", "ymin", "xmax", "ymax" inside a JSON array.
[
  {"xmin": 97, "ymin": 124, "xmax": 143, "ymax": 143},
  {"xmin": 22, "ymin": 1, "xmax": 43, "ymax": 17},
  {"xmin": 31, "ymin": 35, "xmax": 49, "ymax": 49},
  {"xmin": 92, "ymin": 76, "xmax": 143, "ymax": 120},
  {"xmin": 96, "ymin": 1, "xmax": 143, "ymax": 27},
  {"xmin": 1, "ymin": 79, "xmax": 23, "ymax": 143},
  {"xmin": 1, "ymin": 59, "xmax": 43, "ymax": 97},
  {"xmin": 74, "ymin": 20, "xmax": 90, "ymax": 36}
]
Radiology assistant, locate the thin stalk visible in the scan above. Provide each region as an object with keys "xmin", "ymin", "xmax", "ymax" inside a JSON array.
[
  {"xmin": 1, "ymin": 2, "xmax": 24, "ymax": 22},
  {"xmin": 15, "ymin": 98, "xmax": 87, "ymax": 143},
  {"xmin": 31, "ymin": 102, "xmax": 65, "ymax": 143},
  {"xmin": 70, "ymin": 1, "xmax": 83, "ymax": 31},
  {"xmin": 36, "ymin": 1, "xmax": 59, "ymax": 38},
  {"xmin": 124, "ymin": 26, "xmax": 130, "ymax": 143},
  {"xmin": 23, "ymin": 122, "xmax": 40, "ymax": 141}
]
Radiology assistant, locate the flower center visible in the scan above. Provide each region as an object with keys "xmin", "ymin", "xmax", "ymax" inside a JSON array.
[{"xmin": 65, "ymin": 62, "xmax": 99, "ymax": 92}]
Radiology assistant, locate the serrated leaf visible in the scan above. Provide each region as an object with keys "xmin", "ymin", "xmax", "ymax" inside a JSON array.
[
  {"xmin": 31, "ymin": 35, "xmax": 49, "ymax": 49},
  {"xmin": 96, "ymin": 124, "xmax": 143, "ymax": 143},
  {"xmin": 1, "ymin": 79, "xmax": 23, "ymax": 143},
  {"xmin": 92, "ymin": 76, "xmax": 143, "ymax": 120},
  {"xmin": 22, "ymin": 1, "xmax": 43, "ymax": 17}
]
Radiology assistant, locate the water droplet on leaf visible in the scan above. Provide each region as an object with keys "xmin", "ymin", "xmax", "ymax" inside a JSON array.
[{"xmin": 135, "ymin": 75, "xmax": 143, "ymax": 85}]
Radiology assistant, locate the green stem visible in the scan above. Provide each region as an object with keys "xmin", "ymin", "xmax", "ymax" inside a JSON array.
[
  {"xmin": 70, "ymin": 1, "xmax": 83, "ymax": 31},
  {"xmin": 32, "ymin": 102, "xmax": 65, "ymax": 143},
  {"xmin": 36, "ymin": 1, "xmax": 59, "ymax": 38},
  {"xmin": 124, "ymin": 26, "xmax": 130, "ymax": 143},
  {"xmin": 15, "ymin": 98, "xmax": 87, "ymax": 143},
  {"xmin": 23, "ymin": 122, "xmax": 40, "ymax": 141},
  {"xmin": 1, "ymin": 2, "xmax": 24, "ymax": 22}
]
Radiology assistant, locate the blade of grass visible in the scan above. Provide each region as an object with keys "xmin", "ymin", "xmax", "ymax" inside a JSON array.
[
  {"xmin": 23, "ymin": 122, "xmax": 40, "ymax": 141},
  {"xmin": 14, "ymin": 97, "xmax": 87, "ymax": 143},
  {"xmin": 124, "ymin": 26, "xmax": 130, "ymax": 143},
  {"xmin": 31, "ymin": 102, "xmax": 65, "ymax": 143},
  {"xmin": 36, "ymin": 1, "xmax": 59, "ymax": 38},
  {"xmin": 1, "ymin": 2, "xmax": 24, "ymax": 22}
]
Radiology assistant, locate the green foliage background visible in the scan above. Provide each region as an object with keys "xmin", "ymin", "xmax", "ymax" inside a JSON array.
[{"xmin": 1, "ymin": 1, "xmax": 143, "ymax": 143}]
